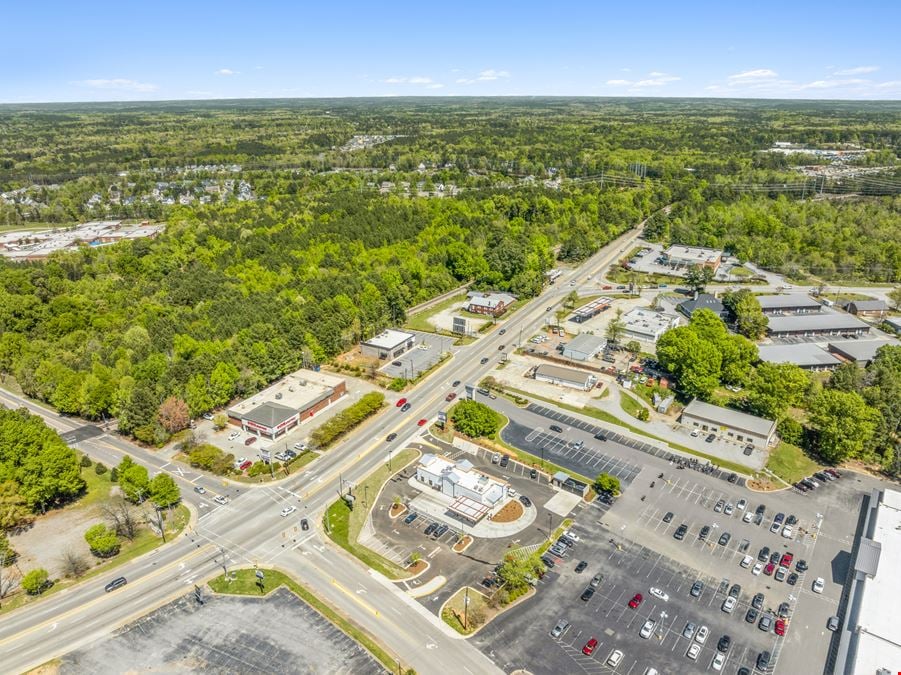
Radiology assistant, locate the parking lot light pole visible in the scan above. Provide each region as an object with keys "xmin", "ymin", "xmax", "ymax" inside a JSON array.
[{"xmin": 547, "ymin": 512, "xmax": 553, "ymax": 541}]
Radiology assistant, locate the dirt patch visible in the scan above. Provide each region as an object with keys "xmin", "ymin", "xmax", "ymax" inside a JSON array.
[
  {"xmin": 491, "ymin": 499, "xmax": 524, "ymax": 524},
  {"xmin": 9, "ymin": 498, "xmax": 109, "ymax": 579},
  {"xmin": 453, "ymin": 535, "xmax": 473, "ymax": 553},
  {"xmin": 406, "ymin": 559, "xmax": 429, "ymax": 575},
  {"xmin": 389, "ymin": 503, "xmax": 407, "ymax": 519}
]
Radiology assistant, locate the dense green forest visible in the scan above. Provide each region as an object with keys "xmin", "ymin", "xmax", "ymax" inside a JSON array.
[
  {"xmin": 644, "ymin": 194, "xmax": 901, "ymax": 281},
  {"xmin": 0, "ymin": 97, "xmax": 898, "ymax": 464},
  {"xmin": 0, "ymin": 181, "xmax": 657, "ymax": 443}
]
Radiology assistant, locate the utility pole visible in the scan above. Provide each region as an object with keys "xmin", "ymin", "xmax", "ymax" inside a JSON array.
[
  {"xmin": 463, "ymin": 584, "xmax": 470, "ymax": 630},
  {"xmin": 155, "ymin": 506, "xmax": 166, "ymax": 543}
]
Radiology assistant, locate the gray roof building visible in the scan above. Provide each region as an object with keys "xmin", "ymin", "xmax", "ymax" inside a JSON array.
[
  {"xmin": 680, "ymin": 399, "xmax": 777, "ymax": 447},
  {"xmin": 766, "ymin": 311, "xmax": 869, "ymax": 337},
  {"xmin": 561, "ymin": 333, "xmax": 607, "ymax": 361},
  {"xmin": 828, "ymin": 338, "xmax": 900, "ymax": 364},
  {"xmin": 240, "ymin": 402, "xmax": 298, "ymax": 428},
  {"xmin": 677, "ymin": 293, "xmax": 725, "ymax": 318},
  {"xmin": 756, "ymin": 293, "xmax": 822, "ymax": 315},
  {"xmin": 757, "ymin": 343, "xmax": 842, "ymax": 370},
  {"xmin": 534, "ymin": 363, "xmax": 597, "ymax": 390},
  {"xmin": 846, "ymin": 300, "xmax": 888, "ymax": 316},
  {"xmin": 885, "ymin": 317, "xmax": 901, "ymax": 334}
]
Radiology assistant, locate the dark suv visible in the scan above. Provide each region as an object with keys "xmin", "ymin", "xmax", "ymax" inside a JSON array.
[
  {"xmin": 104, "ymin": 577, "xmax": 127, "ymax": 592},
  {"xmin": 674, "ymin": 524, "xmax": 688, "ymax": 540}
]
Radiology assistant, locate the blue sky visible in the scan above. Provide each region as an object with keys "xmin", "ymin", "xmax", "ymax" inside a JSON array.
[{"xmin": 3, "ymin": 0, "xmax": 899, "ymax": 103}]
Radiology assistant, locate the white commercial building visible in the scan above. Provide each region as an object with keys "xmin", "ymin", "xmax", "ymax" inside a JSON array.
[
  {"xmin": 562, "ymin": 333, "xmax": 607, "ymax": 361},
  {"xmin": 360, "ymin": 329, "xmax": 416, "ymax": 360},
  {"xmin": 415, "ymin": 454, "xmax": 506, "ymax": 507},
  {"xmin": 534, "ymin": 363, "xmax": 597, "ymax": 390},
  {"xmin": 622, "ymin": 308, "xmax": 681, "ymax": 343},
  {"xmin": 662, "ymin": 245, "xmax": 723, "ymax": 272},
  {"xmin": 832, "ymin": 488, "xmax": 901, "ymax": 675}
]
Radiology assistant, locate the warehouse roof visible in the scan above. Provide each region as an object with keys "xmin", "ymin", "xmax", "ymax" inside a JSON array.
[
  {"xmin": 847, "ymin": 299, "xmax": 888, "ymax": 312},
  {"xmin": 241, "ymin": 402, "xmax": 297, "ymax": 428},
  {"xmin": 563, "ymin": 333, "xmax": 607, "ymax": 355},
  {"xmin": 756, "ymin": 294, "xmax": 822, "ymax": 311},
  {"xmin": 757, "ymin": 343, "xmax": 842, "ymax": 368},
  {"xmin": 828, "ymin": 338, "xmax": 900, "ymax": 364},
  {"xmin": 682, "ymin": 399, "xmax": 776, "ymax": 438},
  {"xmin": 766, "ymin": 311, "xmax": 869, "ymax": 334},
  {"xmin": 535, "ymin": 363, "xmax": 595, "ymax": 387}
]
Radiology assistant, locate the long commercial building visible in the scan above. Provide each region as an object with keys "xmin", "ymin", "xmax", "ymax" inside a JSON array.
[
  {"xmin": 680, "ymin": 399, "xmax": 776, "ymax": 448},
  {"xmin": 766, "ymin": 311, "xmax": 869, "ymax": 338},
  {"xmin": 756, "ymin": 293, "xmax": 823, "ymax": 315},
  {"xmin": 534, "ymin": 363, "xmax": 597, "ymax": 391},
  {"xmin": 832, "ymin": 488, "xmax": 901, "ymax": 675},
  {"xmin": 622, "ymin": 308, "xmax": 681, "ymax": 343},
  {"xmin": 757, "ymin": 343, "xmax": 841, "ymax": 371}
]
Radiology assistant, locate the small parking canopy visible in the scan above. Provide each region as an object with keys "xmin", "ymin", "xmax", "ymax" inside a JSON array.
[{"xmin": 448, "ymin": 496, "xmax": 491, "ymax": 523}]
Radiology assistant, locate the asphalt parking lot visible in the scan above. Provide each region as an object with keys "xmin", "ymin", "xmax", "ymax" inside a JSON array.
[
  {"xmin": 471, "ymin": 399, "xmax": 886, "ymax": 675},
  {"xmin": 380, "ymin": 331, "xmax": 454, "ymax": 379},
  {"xmin": 61, "ymin": 588, "xmax": 386, "ymax": 674},
  {"xmin": 476, "ymin": 518, "xmax": 779, "ymax": 675}
]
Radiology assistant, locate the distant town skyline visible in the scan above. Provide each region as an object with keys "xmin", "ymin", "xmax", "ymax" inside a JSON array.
[{"xmin": 3, "ymin": 0, "xmax": 899, "ymax": 103}]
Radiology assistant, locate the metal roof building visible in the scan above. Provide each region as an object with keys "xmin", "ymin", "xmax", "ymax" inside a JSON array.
[
  {"xmin": 360, "ymin": 329, "xmax": 416, "ymax": 360},
  {"xmin": 680, "ymin": 399, "xmax": 777, "ymax": 447},
  {"xmin": 828, "ymin": 338, "xmax": 900, "ymax": 364},
  {"xmin": 677, "ymin": 293, "xmax": 725, "ymax": 318},
  {"xmin": 756, "ymin": 293, "xmax": 823, "ymax": 315},
  {"xmin": 561, "ymin": 333, "xmax": 607, "ymax": 361},
  {"xmin": 757, "ymin": 343, "xmax": 842, "ymax": 371},
  {"xmin": 832, "ymin": 488, "xmax": 901, "ymax": 675},
  {"xmin": 622, "ymin": 308, "xmax": 681, "ymax": 343},
  {"xmin": 572, "ymin": 296, "xmax": 613, "ymax": 323},
  {"xmin": 766, "ymin": 311, "xmax": 869, "ymax": 337},
  {"xmin": 534, "ymin": 364, "xmax": 597, "ymax": 391}
]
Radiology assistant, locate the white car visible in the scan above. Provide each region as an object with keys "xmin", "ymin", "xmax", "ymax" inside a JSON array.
[
  {"xmin": 690, "ymin": 428, "xmax": 700, "ymax": 437},
  {"xmin": 752, "ymin": 562, "xmax": 763, "ymax": 576},
  {"xmin": 740, "ymin": 555, "xmax": 753, "ymax": 568},
  {"xmin": 695, "ymin": 625, "xmax": 709, "ymax": 644},
  {"xmin": 639, "ymin": 619, "xmax": 656, "ymax": 639},
  {"xmin": 233, "ymin": 456, "xmax": 247, "ymax": 468},
  {"xmin": 649, "ymin": 587, "xmax": 669, "ymax": 601},
  {"xmin": 724, "ymin": 503, "xmax": 734, "ymax": 516},
  {"xmin": 711, "ymin": 652, "xmax": 725, "ymax": 671},
  {"xmin": 643, "ymin": 670, "xmax": 659, "ymax": 675},
  {"xmin": 736, "ymin": 499, "xmax": 747, "ymax": 510},
  {"xmin": 743, "ymin": 511, "xmax": 754, "ymax": 523},
  {"xmin": 228, "ymin": 431, "xmax": 240, "ymax": 441},
  {"xmin": 782, "ymin": 525, "xmax": 794, "ymax": 539},
  {"xmin": 721, "ymin": 596, "xmax": 736, "ymax": 613},
  {"xmin": 606, "ymin": 650, "xmax": 624, "ymax": 667},
  {"xmin": 213, "ymin": 495, "xmax": 229, "ymax": 505},
  {"xmin": 280, "ymin": 505, "xmax": 297, "ymax": 517},
  {"xmin": 202, "ymin": 412, "xmax": 214, "ymax": 421},
  {"xmin": 686, "ymin": 643, "xmax": 701, "ymax": 660},
  {"xmin": 293, "ymin": 442, "xmax": 307, "ymax": 451},
  {"xmin": 813, "ymin": 577, "xmax": 825, "ymax": 594},
  {"xmin": 563, "ymin": 529, "xmax": 580, "ymax": 543}
]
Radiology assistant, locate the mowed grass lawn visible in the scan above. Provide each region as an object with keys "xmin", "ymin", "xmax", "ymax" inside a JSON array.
[
  {"xmin": 766, "ymin": 442, "xmax": 821, "ymax": 484},
  {"xmin": 208, "ymin": 568, "xmax": 398, "ymax": 672},
  {"xmin": 619, "ymin": 391, "xmax": 645, "ymax": 419},
  {"xmin": 324, "ymin": 447, "xmax": 420, "ymax": 580}
]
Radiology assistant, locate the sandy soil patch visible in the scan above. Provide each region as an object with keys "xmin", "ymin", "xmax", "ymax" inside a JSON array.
[{"xmin": 491, "ymin": 499, "xmax": 524, "ymax": 523}]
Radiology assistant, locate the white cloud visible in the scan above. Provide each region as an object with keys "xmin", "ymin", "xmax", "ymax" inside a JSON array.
[
  {"xmin": 800, "ymin": 78, "xmax": 867, "ymax": 89},
  {"xmin": 382, "ymin": 75, "xmax": 438, "ymax": 86},
  {"xmin": 606, "ymin": 72, "xmax": 680, "ymax": 89},
  {"xmin": 875, "ymin": 80, "xmax": 901, "ymax": 89},
  {"xmin": 834, "ymin": 65, "xmax": 878, "ymax": 75},
  {"xmin": 455, "ymin": 69, "xmax": 511, "ymax": 85},
  {"xmin": 727, "ymin": 69, "xmax": 778, "ymax": 81},
  {"xmin": 477, "ymin": 69, "xmax": 510, "ymax": 81},
  {"xmin": 425, "ymin": 83, "xmax": 444, "ymax": 89},
  {"xmin": 215, "ymin": 68, "xmax": 238, "ymax": 76},
  {"xmin": 73, "ymin": 78, "xmax": 158, "ymax": 92}
]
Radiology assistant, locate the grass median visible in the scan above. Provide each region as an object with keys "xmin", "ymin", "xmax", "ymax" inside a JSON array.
[
  {"xmin": 208, "ymin": 568, "xmax": 401, "ymax": 673},
  {"xmin": 323, "ymin": 447, "xmax": 420, "ymax": 580}
]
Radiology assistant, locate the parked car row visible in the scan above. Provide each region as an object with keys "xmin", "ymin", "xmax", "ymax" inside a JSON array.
[{"xmin": 795, "ymin": 468, "xmax": 841, "ymax": 493}]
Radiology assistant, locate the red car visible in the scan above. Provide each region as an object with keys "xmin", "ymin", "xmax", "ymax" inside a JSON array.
[
  {"xmin": 764, "ymin": 562, "xmax": 776, "ymax": 576},
  {"xmin": 238, "ymin": 460, "xmax": 252, "ymax": 471},
  {"xmin": 628, "ymin": 593, "xmax": 643, "ymax": 608},
  {"xmin": 780, "ymin": 553, "xmax": 794, "ymax": 567},
  {"xmin": 774, "ymin": 619, "xmax": 786, "ymax": 636},
  {"xmin": 244, "ymin": 436, "xmax": 257, "ymax": 446},
  {"xmin": 582, "ymin": 638, "xmax": 598, "ymax": 655},
  {"xmin": 417, "ymin": 418, "xmax": 428, "ymax": 427},
  {"xmin": 445, "ymin": 392, "xmax": 457, "ymax": 402},
  {"xmin": 396, "ymin": 398, "xmax": 407, "ymax": 408}
]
